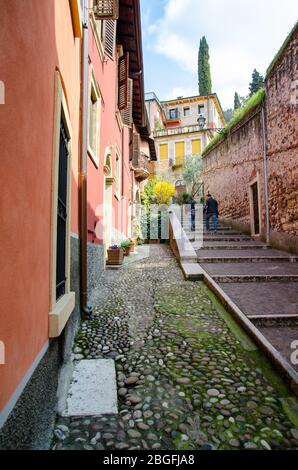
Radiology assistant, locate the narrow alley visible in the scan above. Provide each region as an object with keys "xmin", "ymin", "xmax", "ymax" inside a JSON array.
[{"xmin": 53, "ymin": 245, "xmax": 298, "ymax": 451}]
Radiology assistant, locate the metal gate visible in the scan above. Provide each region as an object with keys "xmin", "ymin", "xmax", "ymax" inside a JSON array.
[{"xmin": 56, "ymin": 119, "xmax": 69, "ymax": 301}]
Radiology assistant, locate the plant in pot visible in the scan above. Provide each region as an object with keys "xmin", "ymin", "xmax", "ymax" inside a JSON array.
[
  {"xmin": 107, "ymin": 244, "xmax": 123, "ymax": 265},
  {"xmin": 129, "ymin": 238, "xmax": 137, "ymax": 253},
  {"xmin": 121, "ymin": 239, "xmax": 132, "ymax": 256}
]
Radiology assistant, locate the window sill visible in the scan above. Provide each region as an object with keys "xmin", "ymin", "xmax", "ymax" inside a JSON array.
[{"xmin": 49, "ymin": 292, "xmax": 75, "ymax": 338}]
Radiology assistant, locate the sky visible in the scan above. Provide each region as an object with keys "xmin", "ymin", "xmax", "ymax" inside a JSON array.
[{"xmin": 140, "ymin": 0, "xmax": 297, "ymax": 110}]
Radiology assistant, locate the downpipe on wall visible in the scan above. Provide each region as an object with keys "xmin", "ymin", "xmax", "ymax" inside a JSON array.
[
  {"xmin": 79, "ymin": 0, "xmax": 93, "ymax": 319},
  {"xmin": 261, "ymin": 104, "xmax": 270, "ymax": 245}
]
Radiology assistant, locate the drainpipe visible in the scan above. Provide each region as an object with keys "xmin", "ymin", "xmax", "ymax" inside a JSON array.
[
  {"xmin": 79, "ymin": 0, "xmax": 92, "ymax": 319},
  {"xmin": 261, "ymin": 104, "xmax": 270, "ymax": 245}
]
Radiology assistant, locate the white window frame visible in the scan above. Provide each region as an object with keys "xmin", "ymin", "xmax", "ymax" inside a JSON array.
[
  {"xmin": 115, "ymin": 145, "xmax": 122, "ymax": 199},
  {"xmin": 49, "ymin": 72, "xmax": 75, "ymax": 338},
  {"xmin": 87, "ymin": 68, "xmax": 101, "ymax": 167},
  {"xmin": 183, "ymin": 107, "xmax": 191, "ymax": 117}
]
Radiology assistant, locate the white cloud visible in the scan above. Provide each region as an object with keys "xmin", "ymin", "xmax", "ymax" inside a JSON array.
[
  {"xmin": 146, "ymin": 0, "xmax": 297, "ymax": 108},
  {"xmin": 165, "ymin": 86, "xmax": 198, "ymax": 101}
]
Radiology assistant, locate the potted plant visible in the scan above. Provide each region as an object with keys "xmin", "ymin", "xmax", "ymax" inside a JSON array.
[
  {"xmin": 130, "ymin": 238, "xmax": 137, "ymax": 252},
  {"xmin": 121, "ymin": 239, "xmax": 132, "ymax": 256},
  {"xmin": 107, "ymin": 244, "xmax": 124, "ymax": 265}
]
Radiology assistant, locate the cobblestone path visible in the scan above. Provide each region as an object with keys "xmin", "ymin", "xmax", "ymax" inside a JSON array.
[{"xmin": 53, "ymin": 246, "xmax": 298, "ymax": 450}]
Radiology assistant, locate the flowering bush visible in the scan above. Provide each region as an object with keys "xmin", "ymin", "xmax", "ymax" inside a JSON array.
[{"xmin": 153, "ymin": 181, "xmax": 175, "ymax": 205}]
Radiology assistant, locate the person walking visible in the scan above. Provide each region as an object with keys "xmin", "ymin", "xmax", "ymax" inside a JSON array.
[
  {"xmin": 186, "ymin": 195, "xmax": 196, "ymax": 231},
  {"xmin": 205, "ymin": 193, "xmax": 219, "ymax": 233}
]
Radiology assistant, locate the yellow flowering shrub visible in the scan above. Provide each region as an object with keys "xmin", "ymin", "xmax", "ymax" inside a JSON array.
[{"xmin": 154, "ymin": 182, "xmax": 175, "ymax": 205}]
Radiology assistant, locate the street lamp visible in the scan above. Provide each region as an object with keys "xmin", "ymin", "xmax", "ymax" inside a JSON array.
[{"xmin": 197, "ymin": 114, "xmax": 206, "ymax": 130}]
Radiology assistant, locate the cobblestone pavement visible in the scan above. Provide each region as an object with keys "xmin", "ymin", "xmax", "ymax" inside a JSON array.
[{"xmin": 52, "ymin": 245, "xmax": 298, "ymax": 451}]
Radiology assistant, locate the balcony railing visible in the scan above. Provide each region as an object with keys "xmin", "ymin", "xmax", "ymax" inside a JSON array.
[
  {"xmin": 133, "ymin": 152, "xmax": 150, "ymax": 181},
  {"xmin": 154, "ymin": 124, "xmax": 203, "ymax": 138}
]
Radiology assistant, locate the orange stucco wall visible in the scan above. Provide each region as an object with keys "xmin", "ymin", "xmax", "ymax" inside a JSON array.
[{"xmin": 0, "ymin": 0, "xmax": 81, "ymax": 412}]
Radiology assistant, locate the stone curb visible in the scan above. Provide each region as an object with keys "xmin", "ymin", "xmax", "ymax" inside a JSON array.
[{"xmin": 213, "ymin": 275, "xmax": 298, "ymax": 283}]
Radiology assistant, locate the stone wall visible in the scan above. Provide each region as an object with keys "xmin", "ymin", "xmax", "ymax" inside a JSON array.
[
  {"xmin": 266, "ymin": 26, "xmax": 298, "ymax": 246},
  {"xmin": 203, "ymin": 107, "xmax": 265, "ymax": 234},
  {"xmin": 202, "ymin": 25, "xmax": 298, "ymax": 253}
]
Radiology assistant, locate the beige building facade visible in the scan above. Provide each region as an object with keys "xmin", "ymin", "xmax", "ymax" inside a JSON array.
[{"xmin": 145, "ymin": 92, "xmax": 225, "ymax": 189}]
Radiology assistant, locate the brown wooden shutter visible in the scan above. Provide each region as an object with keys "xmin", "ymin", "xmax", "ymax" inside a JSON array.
[
  {"xmin": 132, "ymin": 133, "xmax": 140, "ymax": 167},
  {"xmin": 121, "ymin": 78, "xmax": 133, "ymax": 126},
  {"xmin": 118, "ymin": 53, "xmax": 129, "ymax": 111},
  {"xmin": 93, "ymin": 0, "xmax": 119, "ymax": 20},
  {"xmin": 104, "ymin": 20, "xmax": 116, "ymax": 58}
]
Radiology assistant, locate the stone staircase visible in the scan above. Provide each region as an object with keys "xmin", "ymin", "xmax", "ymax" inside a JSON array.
[{"xmin": 185, "ymin": 213, "xmax": 298, "ymax": 373}]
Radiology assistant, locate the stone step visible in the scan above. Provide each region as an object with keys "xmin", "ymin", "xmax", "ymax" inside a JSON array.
[
  {"xmin": 198, "ymin": 256, "xmax": 296, "ymax": 263},
  {"xmin": 196, "ymin": 248, "xmax": 298, "ymax": 263},
  {"xmin": 202, "ymin": 236, "xmax": 252, "ymax": 242},
  {"xmin": 201, "ymin": 243, "xmax": 270, "ymax": 250},
  {"xmin": 200, "ymin": 262, "xmax": 298, "ymax": 277},
  {"xmin": 217, "ymin": 281, "xmax": 298, "ymax": 318},
  {"xmin": 213, "ymin": 274, "xmax": 298, "ymax": 283}
]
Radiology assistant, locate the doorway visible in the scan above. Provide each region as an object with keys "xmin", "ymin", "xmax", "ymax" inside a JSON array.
[
  {"xmin": 250, "ymin": 181, "xmax": 260, "ymax": 235},
  {"xmin": 104, "ymin": 154, "xmax": 113, "ymax": 251}
]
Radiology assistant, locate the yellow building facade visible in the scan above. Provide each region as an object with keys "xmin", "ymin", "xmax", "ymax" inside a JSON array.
[{"xmin": 145, "ymin": 93, "xmax": 225, "ymax": 188}]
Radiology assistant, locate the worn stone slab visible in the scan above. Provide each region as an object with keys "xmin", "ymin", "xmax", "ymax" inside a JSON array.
[
  {"xmin": 62, "ymin": 359, "xmax": 118, "ymax": 417},
  {"xmin": 218, "ymin": 282, "xmax": 298, "ymax": 317},
  {"xmin": 180, "ymin": 262, "xmax": 204, "ymax": 280},
  {"xmin": 201, "ymin": 262, "xmax": 298, "ymax": 276}
]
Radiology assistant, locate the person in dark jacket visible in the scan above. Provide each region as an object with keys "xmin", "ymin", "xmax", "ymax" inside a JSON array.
[{"xmin": 205, "ymin": 193, "xmax": 218, "ymax": 233}]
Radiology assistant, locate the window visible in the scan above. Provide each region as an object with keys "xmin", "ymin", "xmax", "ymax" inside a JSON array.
[
  {"xmin": 183, "ymin": 107, "xmax": 190, "ymax": 117},
  {"xmin": 192, "ymin": 139, "xmax": 201, "ymax": 155},
  {"xmin": 104, "ymin": 20, "xmax": 116, "ymax": 59},
  {"xmin": 88, "ymin": 74, "xmax": 101, "ymax": 167},
  {"xmin": 49, "ymin": 72, "xmax": 75, "ymax": 338},
  {"xmin": 92, "ymin": 0, "xmax": 119, "ymax": 20},
  {"xmin": 120, "ymin": 78, "xmax": 133, "ymax": 126},
  {"xmin": 175, "ymin": 141, "xmax": 185, "ymax": 166},
  {"xmin": 169, "ymin": 108, "xmax": 178, "ymax": 119},
  {"xmin": 198, "ymin": 105, "xmax": 205, "ymax": 116},
  {"xmin": 118, "ymin": 53, "xmax": 129, "ymax": 110},
  {"xmin": 159, "ymin": 144, "xmax": 168, "ymax": 161}
]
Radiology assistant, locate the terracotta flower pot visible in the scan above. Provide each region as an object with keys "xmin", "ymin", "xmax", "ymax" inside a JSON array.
[
  {"xmin": 123, "ymin": 246, "xmax": 132, "ymax": 256},
  {"xmin": 107, "ymin": 248, "xmax": 124, "ymax": 265}
]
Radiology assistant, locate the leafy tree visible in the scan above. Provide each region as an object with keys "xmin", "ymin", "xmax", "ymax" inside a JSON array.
[
  {"xmin": 224, "ymin": 108, "xmax": 233, "ymax": 122},
  {"xmin": 234, "ymin": 92, "xmax": 241, "ymax": 110},
  {"xmin": 141, "ymin": 178, "xmax": 157, "ymax": 210},
  {"xmin": 198, "ymin": 36, "xmax": 212, "ymax": 95},
  {"xmin": 249, "ymin": 69, "xmax": 264, "ymax": 96},
  {"xmin": 182, "ymin": 155, "xmax": 203, "ymax": 196}
]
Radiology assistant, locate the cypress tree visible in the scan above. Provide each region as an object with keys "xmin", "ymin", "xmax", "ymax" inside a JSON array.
[
  {"xmin": 198, "ymin": 36, "xmax": 212, "ymax": 96},
  {"xmin": 234, "ymin": 92, "xmax": 241, "ymax": 110},
  {"xmin": 249, "ymin": 69, "xmax": 264, "ymax": 96}
]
